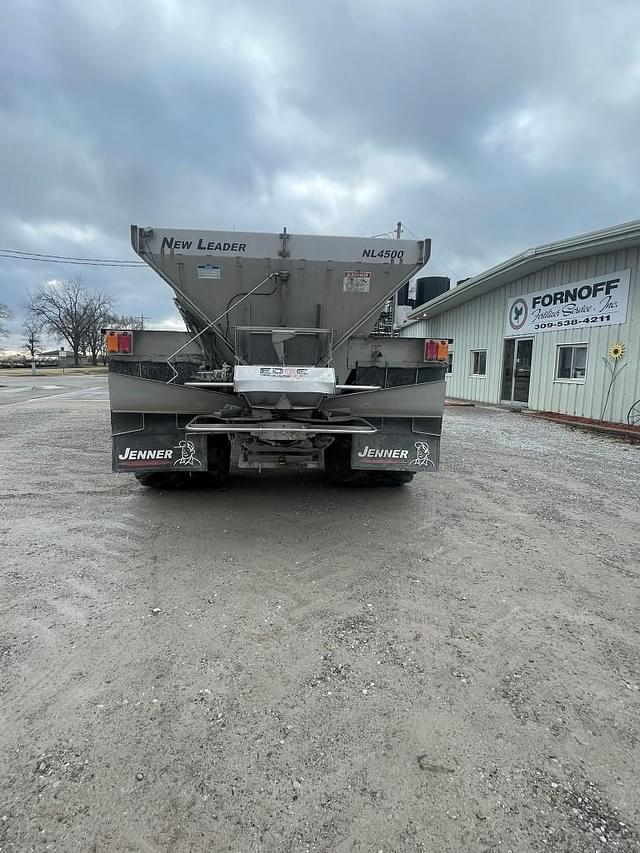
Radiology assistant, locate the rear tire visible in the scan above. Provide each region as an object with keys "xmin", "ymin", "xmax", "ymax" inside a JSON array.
[
  {"xmin": 134, "ymin": 471, "xmax": 180, "ymax": 489},
  {"xmin": 325, "ymin": 436, "xmax": 356, "ymax": 484},
  {"xmin": 381, "ymin": 471, "xmax": 414, "ymax": 486},
  {"xmin": 206, "ymin": 437, "xmax": 230, "ymax": 488}
]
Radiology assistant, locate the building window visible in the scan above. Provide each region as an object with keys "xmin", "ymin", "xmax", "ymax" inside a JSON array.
[
  {"xmin": 471, "ymin": 349, "xmax": 487, "ymax": 376},
  {"xmin": 446, "ymin": 339, "xmax": 454, "ymax": 374},
  {"xmin": 556, "ymin": 344, "xmax": 587, "ymax": 381}
]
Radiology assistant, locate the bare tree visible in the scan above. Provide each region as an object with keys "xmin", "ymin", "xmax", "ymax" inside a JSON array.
[
  {"xmin": 82, "ymin": 292, "xmax": 115, "ymax": 366},
  {"xmin": 0, "ymin": 304, "xmax": 12, "ymax": 344},
  {"xmin": 23, "ymin": 317, "xmax": 42, "ymax": 358},
  {"xmin": 28, "ymin": 278, "xmax": 113, "ymax": 367},
  {"xmin": 21, "ymin": 316, "xmax": 43, "ymax": 375}
]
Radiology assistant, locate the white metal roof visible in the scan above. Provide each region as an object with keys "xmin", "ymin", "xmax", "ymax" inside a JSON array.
[{"xmin": 406, "ymin": 218, "xmax": 640, "ymax": 322}]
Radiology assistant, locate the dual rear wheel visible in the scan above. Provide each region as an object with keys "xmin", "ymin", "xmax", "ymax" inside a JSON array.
[{"xmin": 135, "ymin": 436, "xmax": 414, "ymax": 489}]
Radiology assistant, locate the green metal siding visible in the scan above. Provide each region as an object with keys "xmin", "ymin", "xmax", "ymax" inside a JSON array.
[{"xmin": 401, "ymin": 248, "xmax": 640, "ymax": 422}]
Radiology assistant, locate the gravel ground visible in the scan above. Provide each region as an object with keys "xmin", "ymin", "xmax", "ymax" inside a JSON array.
[{"xmin": 0, "ymin": 397, "xmax": 639, "ymax": 852}]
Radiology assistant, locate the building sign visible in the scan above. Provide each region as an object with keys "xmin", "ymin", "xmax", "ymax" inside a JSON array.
[{"xmin": 505, "ymin": 269, "xmax": 630, "ymax": 336}]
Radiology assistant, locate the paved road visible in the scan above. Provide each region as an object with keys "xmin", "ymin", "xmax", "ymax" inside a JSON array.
[
  {"xmin": 0, "ymin": 373, "xmax": 108, "ymax": 406},
  {"xmin": 0, "ymin": 395, "xmax": 639, "ymax": 852}
]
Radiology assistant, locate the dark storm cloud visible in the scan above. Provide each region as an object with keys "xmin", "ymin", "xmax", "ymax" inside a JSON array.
[{"xmin": 2, "ymin": 0, "xmax": 640, "ymax": 347}]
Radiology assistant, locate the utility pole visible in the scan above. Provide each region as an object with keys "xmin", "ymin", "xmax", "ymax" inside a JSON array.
[{"xmin": 389, "ymin": 222, "xmax": 402, "ymax": 334}]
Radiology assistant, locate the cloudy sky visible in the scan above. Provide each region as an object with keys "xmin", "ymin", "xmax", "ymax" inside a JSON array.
[{"xmin": 2, "ymin": 0, "xmax": 640, "ymax": 350}]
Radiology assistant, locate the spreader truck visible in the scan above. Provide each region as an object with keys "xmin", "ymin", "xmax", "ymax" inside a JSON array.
[{"xmin": 106, "ymin": 226, "xmax": 446, "ymax": 487}]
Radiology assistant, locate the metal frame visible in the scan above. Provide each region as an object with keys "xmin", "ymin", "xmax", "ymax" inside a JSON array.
[
  {"xmin": 554, "ymin": 342, "xmax": 588, "ymax": 382},
  {"xmin": 164, "ymin": 273, "xmax": 278, "ymax": 382},
  {"xmin": 470, "ymin": 349, "xmax": 487, "ymax": 377},
  {"xmin": 628, "ymin": 400, "xmax": 640, "ymax": 426},
  {"xmin": 185, "ymin": 417, "xmax": 377, "ymax": 435},
  {"xmin": 500, "ymin": 336, "xmax": 534, "ymax": 405},
  {"xmin": 234, "ymin": 325, "xmax": 334, "ymax": 367}
]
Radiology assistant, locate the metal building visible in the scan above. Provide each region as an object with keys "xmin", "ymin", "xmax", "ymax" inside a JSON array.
[{"xmin": 400, "ymin": 220, "xmax": 640, "ymax": 425}]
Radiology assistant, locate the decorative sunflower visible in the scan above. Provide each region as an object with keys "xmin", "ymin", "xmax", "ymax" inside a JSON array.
[{"xmin": 608, "ymin": 342, "xmax": 625, "ymax": 360}]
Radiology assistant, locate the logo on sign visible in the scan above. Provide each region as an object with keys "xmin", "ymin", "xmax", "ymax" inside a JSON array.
[
  {"xmin": 357, "ymin": 446, "xmax": 409, "ymax": 460},
  {"xmin": 173, "ymin": 439, "xmax": 200, "ymax": 467},
  {"xmin": 410, "ymin": 441, "xmax": 435, "ymax": 468},
  {"xmin": 505, "ymin": 270, "xmax": 630, "ymax": 337},
  {"xmin": 355, "ymin": 441, "xmax": 435, "ymax": 468},
  {"xmin": 509, "ymin": 298, "xmax": 528, "ymax": 331},
  {"xmin": 259, "ymin": 367, "xmax": 309, "ymax": 377},
  {"xmin": 118, "ymin": 448, "xmax": 173, "ymax": 462}
]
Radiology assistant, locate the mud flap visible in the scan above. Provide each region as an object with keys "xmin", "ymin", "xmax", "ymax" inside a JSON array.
[
  {"xmin": 112, "ymin": 414, "xmax": 208, "ymax": 473},
  {"xmin": 350, "ymin": 430, "xmax": 440, "ymax": 472}
]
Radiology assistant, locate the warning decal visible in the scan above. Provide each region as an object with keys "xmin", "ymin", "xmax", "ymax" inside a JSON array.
[
  {"xmin": 343, "ymin": 271, "xmax": 371, "ymax": 293},
  {"xmin": 197, "ymin": 264, "xmax": 221, "ymax": 279}
]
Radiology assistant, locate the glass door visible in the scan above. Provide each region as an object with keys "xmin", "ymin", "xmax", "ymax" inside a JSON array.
[
  {"xmin": 501, "ymin": 339, "xmax": 515, "ymax": 401},
  {"xmin": 513, "ymin": 338, "xmax": 533, "ymax": 403},
  {"xmin": 501, "ymin": 338, "xmax": 533, "ymax": 405}
]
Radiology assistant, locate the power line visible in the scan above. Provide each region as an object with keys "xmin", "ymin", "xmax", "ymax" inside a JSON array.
[
  {"xmin": 402, "ymin": 223, "xmax": 462, "ymax": 282},
  {"xmin": 0, "ymin": 255, "xmax": 146, "ymax": 267},
  {"xmin": 0, "ymin": 247, "xmax": 146, "ymax": 263},
  {"xmin": 0, "ymin": 247, "xmax": 147, "ymax": 267},
  {"xmin": 432, "ymin": 252, "xmax": 461, "ymax": 282},
  {"xmin": 0, "ymin": 232, "xmax": 465, "ymax": 278},
  {"xmin": 0, "ymin": 253, "xmax": 145, "ymax": 267}
]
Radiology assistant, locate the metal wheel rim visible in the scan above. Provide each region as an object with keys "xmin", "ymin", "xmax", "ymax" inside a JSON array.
[{"xmin": 628, "ymin": 400, "xmax": 640, "ymax": 426}]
